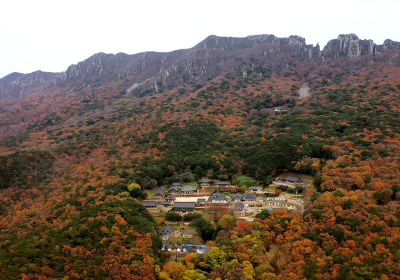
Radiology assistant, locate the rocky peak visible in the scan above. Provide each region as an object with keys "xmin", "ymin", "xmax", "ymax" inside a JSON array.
[
  {"xmin": 322, "ymin": 34, "xmax": 382, "ymax": 59},
  {"xmin": 195, "ymin": 35, "xmax": 220, "ymax": 49},
  {"xmin": 288, "ymin": 35, "xmax": 306, "ymax": 46},
  {"xmin": 337, "ymin": 34, "xmax": 361, "ymax": 57},
  {"xmin": 0, "ymin": 72, "xmax": 24, "ymax": 84},
  {"xmin": 247, "ymin": 34, "xmax": 281, "ymax": 45},
  {"xmin": 194, "ymin": 34, "xmax": 285, "ymax": 51},
  {"xmin": 383, "ymin": 39, "xmax": 400, "ymax": 49},
  {"xmin": 65, "ymin": 52, "xmax": 123, "ymax": 79},
  {"xmin": 323, "ymin": 34, "xmax": 361, "ymax": 58},
  {"xmin": 0, "ymin": 70, "xmax": 59, "ymax": 100}
]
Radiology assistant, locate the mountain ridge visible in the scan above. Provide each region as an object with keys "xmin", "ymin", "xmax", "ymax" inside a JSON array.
[{"xmin": 1, "ymin": 33, "xmax": 400, "ymax": 101}]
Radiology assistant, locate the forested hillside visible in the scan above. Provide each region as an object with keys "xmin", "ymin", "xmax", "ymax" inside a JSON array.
[{"xmin": 0, "ymin": 33, "xmax": 400, "ymax": 279}]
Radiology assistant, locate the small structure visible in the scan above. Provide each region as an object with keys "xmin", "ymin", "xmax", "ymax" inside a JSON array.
[
  {"xmin": 172, "ymin": 202, "xmax": 196, "ymax": 213},
  {"xmin": 275, "ymin": 176, "xmax": 303, "ymax": 183},
  {"xmin": 168, "ymin": 186, "xmax": 180, "ymax": 194},
  {"xmin": 249, "ymin": 186, "xmax": 263, "ymax": 193},
  {"xmin": 161, "ymin": 201, "xmax": 172, "ymax": 207},
  {"xmin": 153, "ymin": 186, "xmax": 166, "ymax": 199},
  {"xmin": 142, "ymin": 201, "xmax": 159, "ymax": 208},
  {"xmin": 196, "ymin": 248, "xmax": 205, "ymax": 254},
  {"xmin": 165, "ymin": 195, "xmax": 177, "ymax": 202},
  {"xmin": 242, "ymin": 193, "xmax": 257, "ymax": 202},
  {"xmin": 233, "ymin": 203, "xmax": 245, "ymax": 217},
  {"xmin": 153, "ymin": 192, "xmax": 163, "ymax": 199},
  {"xmin": 230, "ymin": 193, "xmax": 257, "ymax": 202},
  {"xmin": 230, "ymin": 193, "xmax": 244, "ymax": 202},
  {"xmin": 181, "ymin": 185, "xmax": 197, "ymax": 196},
  {"xmin": 197, "ymin": 198, "xmax": 207, "ymax": 205},
  {"xmin": 200, "ymin": 178, "xmax": 212, "ymax": 188},
  {"xmin": 172, "ymin": 182, "xmax": 181, "ymax": 187},
  {"xmin": 210, "ymin": 192, "xmax": 228, "ymax": 203},
  {"xmin": 160, "ymin": 225, "xmax": 174, "ymax": 235},
  {"xmin": 215, "ymin": 181, "xmax": 231, "ymax": 188},
  {"xmin": 273, "ymin": 107, "xmax": 288, "ymax": 113}
]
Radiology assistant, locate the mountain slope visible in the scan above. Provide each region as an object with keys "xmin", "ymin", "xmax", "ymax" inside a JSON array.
[{"xmin": 1, "ymin": 33, "xmax": 400, "ymax": 279}]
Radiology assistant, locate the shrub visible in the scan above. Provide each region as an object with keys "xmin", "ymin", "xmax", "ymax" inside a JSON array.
[
  {"xmin": 333, "ymin": 189, "xmax": 345, "ymax": 197},
  {"xmin": 165, "ymin": 211, "xmax": 182, "ymax": 221},
  {"xmin": 183, "ymin": 213, "xmax": 202, "ymax": 221},
  {"xmin": 118, "ymin": 191, "xmax": 130, "ymax": 197},
  {"xmin": 276, "ymin": 185, "xmax": 288, "ymax": 191},
  {"xmin": 255, "ymin": 210, "xmax": 271, "ymax": 220},
  {"xmin": 190, "ymin": 218, "xmax": 215, "ymax": 241}
]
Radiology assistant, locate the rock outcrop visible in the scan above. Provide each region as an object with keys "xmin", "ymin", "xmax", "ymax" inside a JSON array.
[
  {"xmin": 322, "ymin": 34, "xmax": 380, "ymax": 59},
  {"xmin": 0, "ymin": 71, "xmax": 59, "ymax": 99},
  {"xmin": 1, "ymin": 33, "xmax": 400, "ymax": 100}
]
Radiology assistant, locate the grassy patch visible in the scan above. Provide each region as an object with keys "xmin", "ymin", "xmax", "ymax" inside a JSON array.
[{"xmin": 144, "ymin": 188, "xmax": 158, "ymax": 198}]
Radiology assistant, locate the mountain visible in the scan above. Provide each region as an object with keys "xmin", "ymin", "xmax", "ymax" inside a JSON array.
[
  {"xmin": 0, "ymin": 71, "xmax": 59, "ymax": 99},
  {"xmin": 1, "ymin": 33, "xmax": 400, "ymax": 279},
  {"xmin": 2, "ymin": 33, "xmax": 400, "ymax": 102}
]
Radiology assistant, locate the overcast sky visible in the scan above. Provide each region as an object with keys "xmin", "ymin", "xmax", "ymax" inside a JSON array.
[{"xmin": 1, "ymin": 0, "xmax": 399, "ymax": 79}]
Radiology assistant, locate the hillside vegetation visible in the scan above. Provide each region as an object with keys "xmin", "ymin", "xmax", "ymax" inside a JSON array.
[{"xmin": 0, "ymin": 33, "xmax": 400, "ymax": 279}]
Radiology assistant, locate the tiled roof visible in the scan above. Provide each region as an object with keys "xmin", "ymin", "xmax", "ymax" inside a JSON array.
[
  {"xmin": 168, "ymin": 186, "xmax": 180, "ymax": 192},
  {"xmin": 230, "ymin": 193, "xmax": 257, "ymax": 201},
  {"xmin": 181, "ymin": 185, "xmax": 196, "ymax": 192},
  {"xmin": 161, "ymin": 225, "xmax": 174, "ymax": 234},
  {"xmin": 285, "ymin": 176, "xmax": 302, "ymax": 182},
  {"xmin": 173, "ymin": 202, "xmax": 196, "ymax": 209},
  {"xmin": 211, "ymin": 192, "xmax": 227, "ymax": 200},
  {"xmin": 216, "ymin": 181, "xmax": 230, "ymax": 185},
  {"xmin": 234, "ymin": 203, "xmax": 244, "ymax": 211},
  {"xmin": 143, "ymin": 201, "xmax": 159, "ymax": 207},
  {"xmin": 277, "ymin": 176, "xmax": 302, "ymax": 182},
  {"xmin": 243, "ymin": 193, "xmax": 257, "ymax": 200}
]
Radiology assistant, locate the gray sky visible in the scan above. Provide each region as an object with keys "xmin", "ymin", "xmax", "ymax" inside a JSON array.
[{"xmin": 1, "ymin": 0, "xmax": 399, "ymax": 79}]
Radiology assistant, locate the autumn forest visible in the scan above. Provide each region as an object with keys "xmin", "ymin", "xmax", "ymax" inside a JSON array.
[{"xmin": 1, "ymin": 33, "xmax": 400, "ymax": 279}]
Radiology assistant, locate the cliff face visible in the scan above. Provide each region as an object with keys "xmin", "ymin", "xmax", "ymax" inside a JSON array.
[
  {"xmin": 63, "ymin": 50, "xmax": 187, "ymax": 82},
  {"xmin": 1, "ymin": 33, "xmax": 400, "ymax": 100},
  {"xmin": 322, "ymin": 34, "xmax": 380, "ymax": 59},
  {"xmin": 0, "ymin": 71, "xmax": 59, "ymax": 99},
  {"xmin": 383, "ymin": 39, "xmax": 400, "ymax": 49}
]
